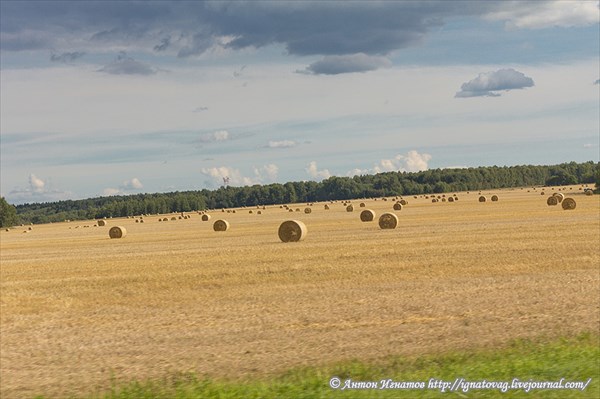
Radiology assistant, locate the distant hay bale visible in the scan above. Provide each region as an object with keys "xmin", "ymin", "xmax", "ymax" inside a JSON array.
[
  {"xmin": 249, "ymin": 210, "xmax": 253, "ymax": 214},
  {"xmin": 400, "ymin": 199, "xmax": 407, "ymax": 206},
  {"xmin": 491, "ymin": 195, "xmax": 499, "ymax": 202},
  {"xmin": 378, "ymin": 212, "xmax": 399, "ymax": 229},
  {"xmin": 393, "ymin": 203, "xmax": 402, "ymax": 211},
  {"xmin": 562, "ymin": 198, "xmax": 576, "ymax": 210},
  {"xmin": 232, "ymin": 210, "xmax": 236, "ymax": 213},
  {"xmin": 324, "ymin": 204, "xmax": 330, "ymax": 210},
  {"xmin": 585, "ymin": 189, "xmax": 593, "ymax": 196},
  {"xmin": 448, "ymin": 197, "xmax": 454, "ymax": 202},
  {"xmin": 257, "ymin": 211, "xmax": 262, "ymax": 214},
  {"xmin": 202, "ymin": 214, "xmax": 211, "ymax": 221},
  {"xmin": 425, "ymin": 196, "xmax": 429, "ymax": 199},
  {"xmin": 479, "ymin": 196, "xmax": 487, "ymax": 202},
  {"xmin": 295, "ymin": 208, "xmax": 300, "ymax": 212},
  {"xmin": 441, "ymin": 198, "xmax": 446, "ymax": 202},
  {"xmin": 289, "ymin": 209, "xmax": 294, "ymax": 212},
  {"xmin": 163, "ymin": 218, "xmax": 169, "ymax": 222},
  {"xmin": 454, "ymin": 197, "xmax": 458, "ymax": 201},
  {"xmin": 346, "ymin": 204, "xmax": 354, "ymax": 212},
  {"xmin": 304, "ymin": 207, "xmax": 312, "ymax": 214},
  {"xmin": 540, "ymin": 192, "xmax": 545, "ymax": 195},
  {"xmin": 109, "ymin": 226, "xmax": 126, "ymax": 239},
  {"xmin": 547, "ymin": 196, "xmax": 558, "ymax": 206},
  {"xmin": 28, "ymin": 226, "xmax": 33, "ymax": 230},
  {"xmin": 213, "ymin": 220, "xmax": 230, "ymax": 231},
  {"xmin": 135, "ymin": 219, "xmax": 140, "ymax": 223},
  {"xmin": 97, "ymin": 220, "xmax": 106, "ymax": 226},
  {"xmin": 553, "ymin": 193, "xmax": 565, "ymax": 203},
  {"xmin": 360, "ymin": 209, "xmax": 376, "ymax": 222},
  {"xmin": 140, "ymin": 220, "xmax": 144, "ymax": 223},
  {"xmin": 360, "ymin": 202, "xmax": 366, "ymax": 207},
  {"xmin": 432, "ymin": 198, "xmax": 438, "ymax": 203},
  {"xmin": 171, "ymin": 217, "xmax": 177, "ymax": 220},
  {"xmin": 278, "ymin": 220, "xmax": 307, "ymax": 242}
]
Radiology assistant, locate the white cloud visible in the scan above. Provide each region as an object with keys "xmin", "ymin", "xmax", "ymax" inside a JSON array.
[
  {"xmin": 485, "ymin": 1, "xmax": 600, "ymax": 29},
  {"xmin": 200, "ymin": 130, "xmax": 230, "ymax": 142},
  {"xmin": 201, "ymin": 163, "xmax": 279, "ymax": 186},
  {"xmin": 306, "ymin": 161, "xmax": 331, "ymax": 180},
  {"xmin": 29, "ymin": 174, "xmax": 45, "ymax": 192},
  {"xmin": 348, "ymin": 150, "xmax": 432, "ymax": 176},
  {"xmin": 103, "ymin": 188, "xmax": 122, "ymax": 196},
  {"xmin": 301, "ymin": 53, "xmax": 392, "ymax": 75},
  {"xmin": 267, "ymin": 140, "xmax": 296, "ymax": 148},
  {"xmin": 122, "ymin": 177, "xmax": 143, "ymax": 190},
  {"xmin": 455, "ymin": 68, "xmax": 534, "ymax": 98}
]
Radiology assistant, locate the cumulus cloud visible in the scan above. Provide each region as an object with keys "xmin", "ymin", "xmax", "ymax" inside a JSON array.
[
  {"xmin": 103, "ymin": 188, "xmax": 122, "ymax": 196},
  {"xmin": 485, "ymin": 1, "xmax": 600, "ymax": 29},
  {"xmin": 98, "ymin": 52, "xmax": 157, "ymax": 75},
  {"xmin": 50, "ymin": 51, "xmax": 85, "ymax": 63},
  {"xmin": 29, "ymin": 173, "xmax": 45, "ymax": 192},
  {"xmin": 199, "ymin": 130, "xmax": 230, "ymax": 142},
  {"xmin": 455, "ymin": 68, "xmax": 534, "ymax": 98},
  {"xmin": 122, "ymin": 177, "xmax": 143, "ymax": 190},
  {"xmin": 306, "ymin": 161, "xmax": 331, "ymax": 180},
  {"xmin": 201, "ymin": 164, "xmax": 278, "ymax": 187},
  {"xmin": 267, "ymin": 140, "xmax": 296, "ymax": 148},
  {"xmin": 301, "ymin": 53, "xmax": 392, "ymax": 75},
  {"xmin": 347, "ymin": 150, "xmax": 432, "ymax": 176}
]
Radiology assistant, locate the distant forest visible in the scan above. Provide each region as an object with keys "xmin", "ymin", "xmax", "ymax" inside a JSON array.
[{"xmin": 1, "ymin": 161, "xmax": 598, "ymax": 227}]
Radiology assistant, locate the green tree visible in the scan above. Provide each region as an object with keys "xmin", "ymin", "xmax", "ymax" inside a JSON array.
[{"xmin": 0, "ymin": 197, "xmax": 18, "ymax": 228}]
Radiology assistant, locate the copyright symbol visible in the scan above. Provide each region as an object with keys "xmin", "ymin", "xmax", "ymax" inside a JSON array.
[{"xmin": 329, "ymin": 377, "xmax": 341, "ymax": 389}]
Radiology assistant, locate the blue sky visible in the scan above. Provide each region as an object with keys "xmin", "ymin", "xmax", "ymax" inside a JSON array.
[{"xmin": 1, "ymin": 1, "xmax": 598, "ymax": 204}]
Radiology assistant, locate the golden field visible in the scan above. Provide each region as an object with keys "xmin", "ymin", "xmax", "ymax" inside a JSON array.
[{"xmin": 1, "ymin": 187, "xmax": 598, "ymax": 398}]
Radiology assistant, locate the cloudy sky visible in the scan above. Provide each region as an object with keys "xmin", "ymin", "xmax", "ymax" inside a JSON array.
[{"xmin": 1, "ymin": 1, "xmax": 598, "ymax": 204}]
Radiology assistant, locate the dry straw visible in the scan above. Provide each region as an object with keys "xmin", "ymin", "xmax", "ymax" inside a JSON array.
[
  {"xmin": 213, "ymin": 220, "xmax": 230, "ymax": 231},
  {"xmin": 562, "ymin": 198, "xmax": 576, "ymax": 210},
  {"xmin": 547, "ymin": 196, "xmax": 558, "ymax": 206},
  {"xmin": 491, "ymin": 195, "xmax": 499, "ymax": 202},
  {"xmin": 393, "ymin": 203, "xmax": 402, "ymax": 211},
  {"xmin": 479, "ymin": 196, "xmax": 487, "ymax": 202},
  {"xmin": 360, "ymin": 209, "xmax": 376, "ymax": 222},
  {"xmin": 278, "ymin": 220, "xmax": 307, "ymax": 242},
  {"xmin": 378, "ymin": 212, "xmax": 399, "ymax": 229},
  {"xmin": 202, "ymin": 214, "xmax": 211, "ymax": 221},
  {"xmin": 109, "ymin": 226, "xmax": 126, "ymax": 239}
]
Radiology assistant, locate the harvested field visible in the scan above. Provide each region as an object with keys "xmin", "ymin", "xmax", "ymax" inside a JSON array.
[{"xmin": 0, "ymin": 187, "xmax": 598, "ymax": 398}]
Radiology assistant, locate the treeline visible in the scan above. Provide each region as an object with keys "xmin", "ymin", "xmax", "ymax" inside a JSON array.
[{"xmin": 4, "ymin": 161, "xmax": 599, "ymax": 226}]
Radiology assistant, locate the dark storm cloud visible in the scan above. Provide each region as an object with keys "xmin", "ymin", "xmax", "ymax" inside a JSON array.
[
  {"xmin": 302, "ymin": 53, "xmax": 392, "ymax": 75},
  {"xmin": 50, "ymin": 51, "xmax": 85, "ymax": 63},
  {"xmin": 98, "ymin": 52, "xmax": 157, "ymax": 75}
]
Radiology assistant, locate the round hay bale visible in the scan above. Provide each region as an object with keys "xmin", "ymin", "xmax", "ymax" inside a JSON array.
[
  {"xmin": 257, "ymin": 211, "xmax": 262, "ymax": 215},
  {"xmin": 324, "ymin": 204, "xmax": 330, "ymax": 210},
  {"xmin": 171, "ymin": 216, "xmax": 177, "ymax": 220},
  {"xmin": 28, "ymin": 226, "xmax": 33, "ymax": 230},
  {"xmin": 561, "ymin": 198, "xmax": 576, "ymax": 210},
  {"xmin": 547, "ymin": 196, "xmax": 558, "ymax": 206},
  {"xmin": 360, "ymin": 209, "xmax": 376, "ymax": 222},
  {"xmin": 540, "ymin": 192, "xmax": 545, "ymax": 195},
  {"xmin": 201, "ymin": 214, "xmax": 211, "ymax": 221},
  {"xmin": 454, "ymin": 197, "xmax": 458, "ymax": 201},
  {"xmin": 304, "ymin": 207, "xmax": 312, "ymax": 214},
  {"xmin": 479, "ymin": 196, "xmax": 486, "ymax": 202},
  {"xmin": 378, "ymin": 212, "xmax": 399, "ymax": 229},
  {"xmin": 135, "ymin": 219, "xmax": 140, "ymax": 223},
  {"xmin": 359, "ymin": 202, "xmax": 366, "ymax": 208},
  {"xmin": 346, "ymin": 204, "xmax": 354, "ymax": 212},
  {"xmin": 448, "ymin": 197, "xmax": 454, "ymax": 202},
  {"xmin": 491, "ymin": 195, "xmax": 499, "ymax": 202},
  {"xmin": 213, "ymin": 220, "xmax": 230, "ymax": 231},
  {"xmin": 97, "ymin": 220, "xmax": 106, "ymax": 226},
  {"xmin": 431, "ymin": 198, "xmax": 438, "ymax": 203},
  {"xmin": 553, "ymin": 192, "xmax": 564, "ymax": 203},
  {"xmin": 289, "ymin": 209, "xmax": 294, "ymax": 212},
  {"xmin": 585, "ymin": 189, "xmax": 593, "ymax": 196},
  {"xmin": 278, "ymin": 220, "xmax": 307, "ymax": 242},
  {"xmin": 441, "ymin": 198, "xmax": 446, "ymax": 202},
  {"xmin": 393, "ymin": 203, "xmax": 402, "ymax": 211},
  {"xmin": 295, "ymin": 208, "xmax": 300, "ymax": 212},
  {"xmin": 400, "ymin": 199, "xmax": 407, "ymax": 206},
  {"xmin": 249, "ymin": 210, "xmax": 253, "ymax": 214},
  {"xmin": 109, "ymin": 226, "xmax": 126, "ymax": 239}
]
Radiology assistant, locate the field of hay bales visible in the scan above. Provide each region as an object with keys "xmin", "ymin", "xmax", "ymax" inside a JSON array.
[{"xmin": 1, "ymin": 187, "xmax": 598, "ymax": 398}]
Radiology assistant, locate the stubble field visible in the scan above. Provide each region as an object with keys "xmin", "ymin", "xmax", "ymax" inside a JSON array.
[{"xmin": 1, "ymin": 187, "xmax": 598, "ymax": 398}]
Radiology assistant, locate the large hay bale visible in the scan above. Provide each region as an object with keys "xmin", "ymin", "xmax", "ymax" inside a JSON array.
[
  {"xmin": 378, "ymin": 212, "xmax": 399, "ymax": 229},
  {"xmin": 346, "ymin": 204, "xmax": 354, "ymax": 212},
  {"xmin": 304, "ymin": 207, "xmax": 312, "ymax": 214},
  {"xmin": 562, "ymin": 198, "xmax": 576, "ymax": 210},
  {"xmin": 393, "ymin": 203, "xmax": 402, "ymax": 211},
  {"xmin": 547, "ymin": 196, "xmax": 558, "ymax": 206},
  {"xmin": 97, "ymin": 220, "xmax": 106, "ymax": 226},
  {"xmin": 109, "ymin": 226, "xmax": 126, "ymax": 239},
  {"xmin": 360, "ymin": 209, "xmax": 376, "ymax": 222},
  {"xmin": 553, "ymin": 193, "xmax": 564, "ymax": 203},
  {"xmin": 278, "ymin": 220, "xmax": 307, "ymax": 242},
  {"xmin": 491, "ymin": 195, "xmax": 499, "ymax": 202},
  {"xmin": 479, "ymin": 196, "xmax": 486, "ymax": 202},
  {"xmin": 213, "ymin": 220, "xmax": 230, "ymax": 231},
  {"xmin": 202, "ymin": 214, "xmax": 211, "ymax": 221}
]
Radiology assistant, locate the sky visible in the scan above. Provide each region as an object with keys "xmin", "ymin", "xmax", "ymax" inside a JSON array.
[{"xmin": 1, "ymin": 1, "xmax": 599, "ymax": 205}]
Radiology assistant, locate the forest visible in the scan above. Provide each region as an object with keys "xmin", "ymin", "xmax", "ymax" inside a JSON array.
[{"xmin": 1, "ymin": 161, "xmax": 598, "ymax": 227}]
